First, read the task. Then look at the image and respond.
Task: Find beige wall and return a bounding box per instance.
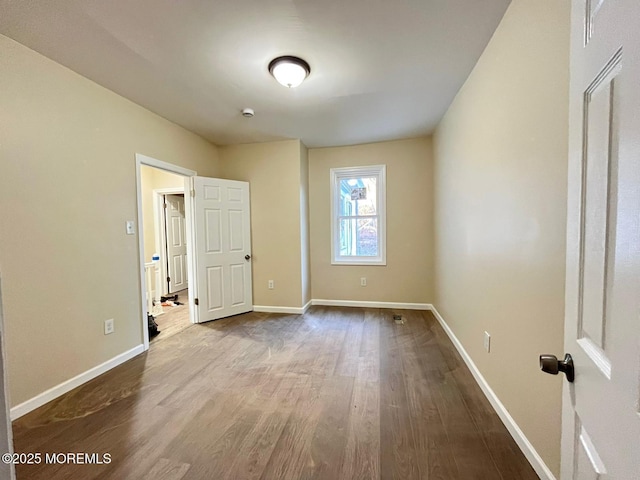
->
[219,140,305,308]
[140,166,185,263]
[309,137,434,303]
[433,0,570,475]
[0,35,220,406]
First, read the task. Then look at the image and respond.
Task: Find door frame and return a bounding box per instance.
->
[0,276,16,480]
[135,153,196,350]
[153,187,186,297]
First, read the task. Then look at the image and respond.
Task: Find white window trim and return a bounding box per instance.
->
[330,165,386,266]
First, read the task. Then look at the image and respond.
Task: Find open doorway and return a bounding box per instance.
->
[135,154,196,349]
[147,186,190,343]
[136,154,254,346]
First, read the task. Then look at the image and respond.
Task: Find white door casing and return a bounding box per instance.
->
[562,1,640,478]
[187,176,253,323]
[0,277,16,480]
[135,154,197,349]
[165,194,188,293]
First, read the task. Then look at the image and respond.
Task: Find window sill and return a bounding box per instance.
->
[331,259,387,266]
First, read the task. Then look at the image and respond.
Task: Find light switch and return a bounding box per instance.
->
[126,221,135,235]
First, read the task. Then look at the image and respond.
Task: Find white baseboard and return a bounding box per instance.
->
[311,299,431,310]
[255,300,430,314]
[253,305,307,314]
[10,344,145,420]
[428,306,556,480]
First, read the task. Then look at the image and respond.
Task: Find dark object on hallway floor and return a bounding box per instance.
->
[147,313,160,337]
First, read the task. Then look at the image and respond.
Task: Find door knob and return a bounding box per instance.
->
[539,353,574,383]
[245,254,251,261]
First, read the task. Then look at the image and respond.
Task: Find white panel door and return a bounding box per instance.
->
[165,194,188,293]
[560,0,640,478]
[188,177,252,322]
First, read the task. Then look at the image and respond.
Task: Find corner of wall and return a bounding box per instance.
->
[217,139,307,309]
[299,142,311,306]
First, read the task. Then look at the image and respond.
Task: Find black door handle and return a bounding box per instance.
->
[245,254,251,261]
[540,353,574,382]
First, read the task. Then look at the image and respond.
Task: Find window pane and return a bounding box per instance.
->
[338,189,353,216]
[339,218,354,256]
[357,217,378,256]
[339,218,378,257]
[339,177,377,216]
[357,177,377,216]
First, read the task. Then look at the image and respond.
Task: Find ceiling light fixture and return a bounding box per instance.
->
[268,56,311,88]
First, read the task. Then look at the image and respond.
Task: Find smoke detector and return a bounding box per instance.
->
[241,108,255,118]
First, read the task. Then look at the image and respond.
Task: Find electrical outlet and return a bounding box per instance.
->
[484,331,491,353]
[360,277,367,287]
[268,280,274,289]
[104,319,115,335]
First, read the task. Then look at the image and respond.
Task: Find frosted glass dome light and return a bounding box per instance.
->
[268,56,311,88]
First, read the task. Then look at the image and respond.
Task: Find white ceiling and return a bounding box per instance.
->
[0,0,510,148]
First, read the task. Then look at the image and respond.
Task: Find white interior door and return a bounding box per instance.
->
[187,176,253,323]
[560,0,640,478]
[165,194,188,293]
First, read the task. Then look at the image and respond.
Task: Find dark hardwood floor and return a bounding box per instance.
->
[12,307,538,479]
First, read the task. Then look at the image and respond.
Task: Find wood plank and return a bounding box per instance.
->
[306,375,355,479]
[142,458,191,480]
[400,310,460,480]
[258,374,327,480]
[259,320,347,480]
[340,367,380,479]
[379,310,420,480]
[333,309,365,377]
[221,374,308,480]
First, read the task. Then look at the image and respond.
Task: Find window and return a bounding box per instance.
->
[330,165,386,265]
